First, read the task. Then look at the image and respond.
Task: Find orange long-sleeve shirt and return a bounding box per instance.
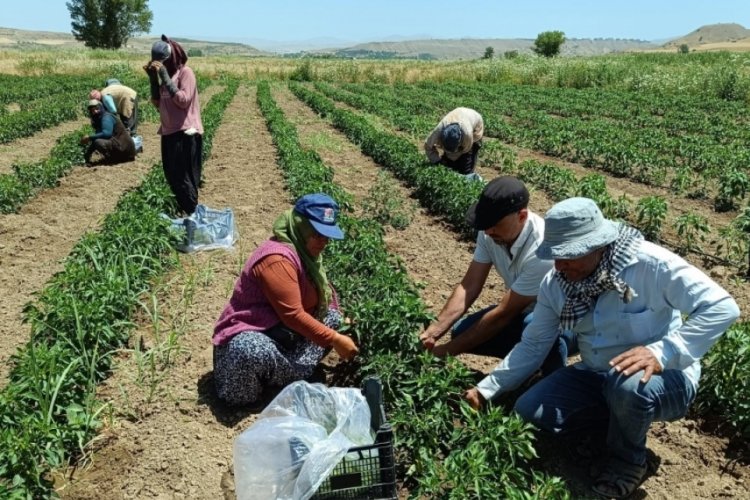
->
[252,254,337,346]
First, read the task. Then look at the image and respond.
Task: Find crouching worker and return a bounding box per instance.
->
[464,197,740,499]
[80,99,136,166]
[424,107,484,181]
[212,194,359,406]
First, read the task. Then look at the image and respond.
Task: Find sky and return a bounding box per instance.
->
[3,0,750,50]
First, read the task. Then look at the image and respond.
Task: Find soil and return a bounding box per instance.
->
[5,82,740,499]
[0,117,90,175]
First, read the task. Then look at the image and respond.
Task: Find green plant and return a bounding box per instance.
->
[635,196,668,241]
[290,60,315,82]
[696,324,750,438]
[361,171,416,230]
[675,211,710,255]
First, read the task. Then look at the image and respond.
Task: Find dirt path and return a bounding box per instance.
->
[0,86,224,385]
[0,123,158,383]
[53,84,749,499]
[57,83,290,499]
[0,117,90,175]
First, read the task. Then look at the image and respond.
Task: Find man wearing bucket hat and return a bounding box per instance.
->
[424,107,484,180]
[213,193,358,407]
[420,176,569,375]
[464,197,739,498]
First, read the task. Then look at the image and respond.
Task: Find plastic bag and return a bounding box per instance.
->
[233,381,374,500]
[162,203,238,253]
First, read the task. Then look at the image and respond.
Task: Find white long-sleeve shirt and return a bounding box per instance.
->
[477,240,741,400]
[424,107,484,163]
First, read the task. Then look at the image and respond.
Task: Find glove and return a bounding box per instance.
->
[157,65,178,97]
[147,69,160,100]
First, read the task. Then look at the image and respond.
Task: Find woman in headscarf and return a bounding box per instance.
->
[80,99,136,166]
[144,34,203,215]
[212,193,359,406]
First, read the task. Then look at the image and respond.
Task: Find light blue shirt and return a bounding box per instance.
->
[477,240,740,400]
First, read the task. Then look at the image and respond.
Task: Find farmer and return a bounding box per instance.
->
[90,78,139,135]
[212,193,359,407]
[464,197,740,499]
[424,107,484,181]
[144,35,203,216]
[420,176,569,374]
[80,99,136,166]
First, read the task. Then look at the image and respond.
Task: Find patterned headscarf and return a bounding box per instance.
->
[556,224,643,330]
[272,209,331,318]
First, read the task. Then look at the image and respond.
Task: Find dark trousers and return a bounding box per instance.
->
[451,305,570,376]
[161,131,203,214]
[85,138,135,164]
[441,140,482,175]
[122,99,138,135]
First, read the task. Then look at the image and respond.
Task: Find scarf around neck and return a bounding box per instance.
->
[556,224,643,330]
[272,209,331,317]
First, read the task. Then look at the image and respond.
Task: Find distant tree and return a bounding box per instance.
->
[504,50,519,59]
[532,30,566,57]
[188,48,204,57]
[483,46,494,59]
[678,43,690,54]
[67,0,153,49]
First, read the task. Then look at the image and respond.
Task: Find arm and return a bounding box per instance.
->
[475,277,562,401]
[440,289,535,356]
[424,125,444,164]
[102,94,117,114]
[471,111,484,142]
[255,256,358,359]
[89,114,115,140]
[420,260,492,349]
[613,251,740,381]
[164,66,197,110]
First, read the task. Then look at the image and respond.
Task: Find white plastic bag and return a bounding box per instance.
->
[233,381,374,500]
[162,203,238,253]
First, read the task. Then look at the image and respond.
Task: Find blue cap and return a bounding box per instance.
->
[441,123,463,153]
[293,193,344,240]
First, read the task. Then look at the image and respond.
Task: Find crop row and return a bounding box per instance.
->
[337,81,750,212]
[311,81,750,272]
[259,81,569,497]
[290,82,750,442]
[0,79,238,498]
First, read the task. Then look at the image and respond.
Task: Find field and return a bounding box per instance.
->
[0,50,749,499]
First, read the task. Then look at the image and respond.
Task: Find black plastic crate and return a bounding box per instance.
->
[311,377,397,500]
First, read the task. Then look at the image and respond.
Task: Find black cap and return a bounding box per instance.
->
[465,176,529,230]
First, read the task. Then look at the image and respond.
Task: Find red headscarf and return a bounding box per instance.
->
[160,34,188,76]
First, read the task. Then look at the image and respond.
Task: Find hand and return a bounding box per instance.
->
[80,136,90,145]
[609,346,663,383]
[463,388,485,410]
[431,343,450,358]
[419,326,444,350]
[149,60,163,72]
[331,333,358,361]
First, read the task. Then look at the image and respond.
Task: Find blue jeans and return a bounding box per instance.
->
[452,305,570,376]
[514,365,696,465]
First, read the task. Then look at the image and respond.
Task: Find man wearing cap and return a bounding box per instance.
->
[80,99,136,166]
[464,197,739,498]
[90,78,138,135]
[424,107,484,180]
[420,176,568,374]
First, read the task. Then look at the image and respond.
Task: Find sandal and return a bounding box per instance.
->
[591,456,648,499]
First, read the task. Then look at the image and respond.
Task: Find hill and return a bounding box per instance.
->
[663,23,750,51]
[0,27,268,57]
[308,37,655,60]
